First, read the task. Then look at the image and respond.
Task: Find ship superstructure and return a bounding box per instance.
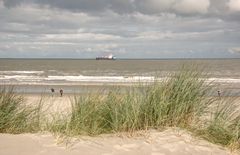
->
[96,54,116,60]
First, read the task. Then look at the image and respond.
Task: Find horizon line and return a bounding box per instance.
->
[0,57,240,60]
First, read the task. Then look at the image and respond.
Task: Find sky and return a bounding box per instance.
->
[0,0,240,59]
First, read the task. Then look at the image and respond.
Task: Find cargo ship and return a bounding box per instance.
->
[96,54,116,60]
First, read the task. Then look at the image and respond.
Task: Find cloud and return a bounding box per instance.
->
[209,0,228,14]
[41,33,122,41]
[0,0,215,15]
[137,0,174,13]
[134,0,211,14]
[134,29,225,41]
[0,0,240,58]
[228,0,240,11]
[138,0,211,14]
[135,31,175,40]
[173,0,210,14]
[229,47,240,54]
[2,0,23,8]
[1,0,239,23]
[83,43,120,53]
[2,0,133,13]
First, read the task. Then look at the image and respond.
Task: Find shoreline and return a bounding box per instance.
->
[2,83,239,97]
[1,77,240,85]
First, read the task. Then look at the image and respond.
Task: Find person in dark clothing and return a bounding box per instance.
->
[60,89,63,97]
[217,90,221,97]
[51,88,55,97]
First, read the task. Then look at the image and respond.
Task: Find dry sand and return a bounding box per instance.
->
[0,94,239,155]
[0,129,239,155]
[23,94,73,115]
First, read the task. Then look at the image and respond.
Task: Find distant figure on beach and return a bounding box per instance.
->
[217,90,221,97]
[60,89,63,97]
[51,88,55,97]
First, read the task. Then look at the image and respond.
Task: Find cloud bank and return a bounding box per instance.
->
[228,0,240,12]
[0,0,240,58]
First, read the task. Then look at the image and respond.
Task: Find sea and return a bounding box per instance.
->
[0,58,240,96]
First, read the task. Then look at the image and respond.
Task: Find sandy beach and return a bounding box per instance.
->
[23,94,74,116]
[0,129,239,155]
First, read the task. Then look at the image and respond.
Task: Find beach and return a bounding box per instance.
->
[1,59,240,154]
[2,0,240,153]
[23,94,73,116]
[0,128,238,155]
[1,94,238,155]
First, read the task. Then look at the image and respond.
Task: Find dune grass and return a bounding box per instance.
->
[196,96,240,149]
[0,87,42,133]
[141,67,210,128]
[65,66,210,135]
[63,66,240,149]
[0,66,239,150]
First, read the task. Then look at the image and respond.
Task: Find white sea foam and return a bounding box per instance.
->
[47,75,155,83]
[1,75,44,82]
[0,71,44,74]
[1,75,240,84]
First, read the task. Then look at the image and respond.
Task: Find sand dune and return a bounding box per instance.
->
[1,94,238,155]
[0,129,238,155]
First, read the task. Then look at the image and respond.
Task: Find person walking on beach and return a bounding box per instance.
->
[60,89,63,97]
[217,90,221,97]
[51,88,55,97]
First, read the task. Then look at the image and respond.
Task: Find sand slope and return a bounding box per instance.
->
[0,129,238,155]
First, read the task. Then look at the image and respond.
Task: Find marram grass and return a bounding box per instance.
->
[66,66,211,135]
[0,67,239,150]
[195,96,240,149]
[0,87,42,133]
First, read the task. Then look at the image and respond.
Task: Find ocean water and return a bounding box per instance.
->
[0,59,240,95]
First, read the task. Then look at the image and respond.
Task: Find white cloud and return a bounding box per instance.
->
[130,12,177,24]
[173,0,210,14]
[135,31,174,40]
[134,29,224,41]
[41,33,122,41]
[139,0,210,14]
[0,1,4,9]
[12,42,77,45]
[229,47,240,54]
[83,44,119,53]
[228,0,240,11]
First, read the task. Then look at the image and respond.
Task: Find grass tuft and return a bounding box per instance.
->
[0,87,42,133]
